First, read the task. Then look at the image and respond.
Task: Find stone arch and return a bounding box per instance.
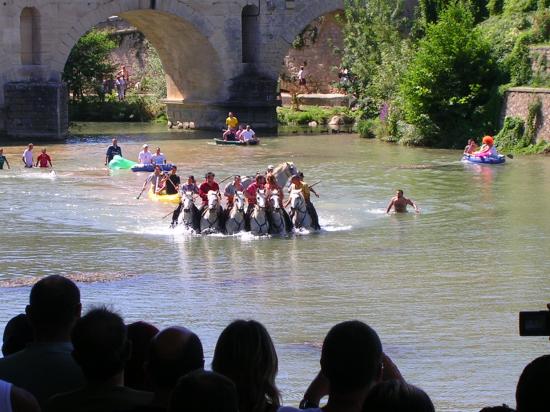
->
[20,7,41,65]
[55,1,223,101]
[242,5,260,64]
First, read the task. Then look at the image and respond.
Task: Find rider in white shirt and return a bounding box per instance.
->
[138,144,153,165]
[151,147,166,165]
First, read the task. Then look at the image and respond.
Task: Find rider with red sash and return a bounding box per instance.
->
[199,172,220,207]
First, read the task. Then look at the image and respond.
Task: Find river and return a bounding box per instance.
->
[0,123,549,411]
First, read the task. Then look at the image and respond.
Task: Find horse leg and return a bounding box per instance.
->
[306,202,320,230]
[171,203,183,227]
[283,209,293,232]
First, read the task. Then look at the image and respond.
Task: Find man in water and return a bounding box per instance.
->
[105,138,122,166]
[386,190,419,213]
[36,148,53,168]
[0,148,10,170]
[138,144,153,165]
[22,143,34,168]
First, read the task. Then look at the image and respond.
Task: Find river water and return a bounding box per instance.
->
[0,123,549,411]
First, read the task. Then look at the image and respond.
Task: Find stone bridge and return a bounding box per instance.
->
[0,0,347,138]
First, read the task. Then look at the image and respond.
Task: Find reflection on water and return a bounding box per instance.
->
[1,125,549,411]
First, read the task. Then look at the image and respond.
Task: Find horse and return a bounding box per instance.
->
[268,189,292,235]
[225,191,246,235]
[250,189,270,236]
[179,191,201,232]
[200,191,225,234]
[241,162,300,190]
[289,189,314,230]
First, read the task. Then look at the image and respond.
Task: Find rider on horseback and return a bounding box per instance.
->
[224,175,245,209]
[171,175,199,227]
[266,174,292,230]
[288,174,320,230]
[244,174,267,231]
[199,172,220,209]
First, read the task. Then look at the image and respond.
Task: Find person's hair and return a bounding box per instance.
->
[321,320,383,394]
[256,175,266,184]
[169,370,238,412]
[397,189,404,195]
[2,314,33,356]
[267,175,276,185]
[154,165,161,171]
[148,327,205,389]
[362,380,434,412]
[212,320,280,412]
[71,307,129,381]
[516,354,550,412]
[26,275,80,336]
[124,321,159,390]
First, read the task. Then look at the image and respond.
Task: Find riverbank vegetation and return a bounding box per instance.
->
[345,0,550,153]
[277,106,355,126]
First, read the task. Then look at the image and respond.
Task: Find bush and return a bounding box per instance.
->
[277,106,356,126]
[357,119,377,138]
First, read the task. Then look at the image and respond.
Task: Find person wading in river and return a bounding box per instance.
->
[386,190,419,214]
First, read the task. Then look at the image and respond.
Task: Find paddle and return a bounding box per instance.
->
[136,176,150,199]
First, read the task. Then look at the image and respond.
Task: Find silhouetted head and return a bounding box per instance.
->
[362,380,434,412]
[71,307,129,382]
[2,314,33,356]
[169,370,238,412]
[321,320,383,394]
[479,406,516,412]
[516,354,550,412]
[125,321,159,390]
[147,326,204,390]
[212,319,280,412]
[25,275,81,339]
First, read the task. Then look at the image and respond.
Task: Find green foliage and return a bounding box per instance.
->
[277,106,355,126]
[63,30,117,101]
[525,98,542,143]
[487,0,504,15]
[139,43,167,99]
[357,118,377,138]
[400,1,498,147]
[495,115,550,153]
[503,0,543,14]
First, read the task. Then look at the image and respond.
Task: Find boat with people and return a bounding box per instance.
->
[147,187,181,204]
[462,154,506,164]
[462,135,505,164]
[213,138,259,146]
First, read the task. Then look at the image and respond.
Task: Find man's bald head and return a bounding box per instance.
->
[148,326,204,389]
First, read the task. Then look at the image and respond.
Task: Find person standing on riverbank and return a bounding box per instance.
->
[0,148,10,170]
[105,138,122,166]
[36,148,53,168]
[22,144,34,168]
[386,190,419,213]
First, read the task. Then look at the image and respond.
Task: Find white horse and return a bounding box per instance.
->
[242,162,299,189]
[250,189,270,236]
[269,189,291,235]
[289,189,313,230]
[225,191,246,235]
[200,191,225,234]
[179,191,201,232]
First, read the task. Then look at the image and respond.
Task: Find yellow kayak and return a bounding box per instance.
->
[148,188,181,204]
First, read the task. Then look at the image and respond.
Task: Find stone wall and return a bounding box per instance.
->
[501,87,550,142]
[531,46,550,77]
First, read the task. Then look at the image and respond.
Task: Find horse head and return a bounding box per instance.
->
[270,189,281,210]
[234,191,245,211]
[207,190,220,210]
[183,191,195,211]
[256,189,267,209]
[290,189,305,211]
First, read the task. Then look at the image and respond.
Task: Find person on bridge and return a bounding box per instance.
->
[199,172,220,207]
[223,112,239,141]
[138,144,153,165]
[386,190,419,214]
[105,138,122,166]
[0,148,10,170]
[36,148,53,168]
[22,144,34,168]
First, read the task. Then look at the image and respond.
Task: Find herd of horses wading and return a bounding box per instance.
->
[170,162,319,236]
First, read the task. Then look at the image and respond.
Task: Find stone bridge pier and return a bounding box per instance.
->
[0,0,345,139]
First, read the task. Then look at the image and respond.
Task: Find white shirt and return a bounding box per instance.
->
[151,153,166,164]
[241,130,255,141]
[23,149,33,167]
[138,150,153,165]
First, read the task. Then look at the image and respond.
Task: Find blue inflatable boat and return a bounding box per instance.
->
[131,163,174,172]
[462,154,505,164]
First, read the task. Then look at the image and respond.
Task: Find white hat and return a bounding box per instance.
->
[143,144,148,148]
[267,164,274,170]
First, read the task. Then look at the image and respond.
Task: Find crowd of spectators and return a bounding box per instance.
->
[0,275,547,412]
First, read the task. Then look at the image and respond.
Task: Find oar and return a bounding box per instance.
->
[309,180,321,188]
[136,176,150,199]
[218,175,232,185]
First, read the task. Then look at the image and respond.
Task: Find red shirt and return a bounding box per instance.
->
[37,153,51,167]
[199,181,219,203]
[246,182,265,205]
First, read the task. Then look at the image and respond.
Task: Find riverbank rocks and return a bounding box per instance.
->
[329,115,344,125]
[167,121,173,129]
[308,121,318,127]
[176,121,184,129]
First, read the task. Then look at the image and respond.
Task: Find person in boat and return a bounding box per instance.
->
[244,174,267,230]
[199,171,220,208]
[161,165,180,195]
[180,175,199,195]
[138,144,153,165]
[386,189,419,214]
[151,147,167,165]
[473,135,498,158]
[240,125,257,143]
[464,139,479,154]
[235,125,245,141]
[0,148,10,170]
[105,138,122,166]
[288,173,321,230]
[141,165,164,195]
[223,112,239,141]
[224,175,245,209]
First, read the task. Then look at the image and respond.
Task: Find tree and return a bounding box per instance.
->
[63,30,116,101]
[400,1,498,146]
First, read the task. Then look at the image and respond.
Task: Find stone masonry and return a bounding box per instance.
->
[501,87,550,142]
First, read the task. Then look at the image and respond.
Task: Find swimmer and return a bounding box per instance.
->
[386,190,419,214]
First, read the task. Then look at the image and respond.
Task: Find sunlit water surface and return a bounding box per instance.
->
[1,123,549,411]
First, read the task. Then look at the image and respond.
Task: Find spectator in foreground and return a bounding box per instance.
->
[0,275,85,405]
[46,307,153,412]
[515,354,550,412]
[125,321,159,390]
[139,326,204,411]
[362,380,435,412]
[213,319,280,412]
[0,379,41,412]
[2,314,33,357]
[279,320,384,412]
[169,370,238,412]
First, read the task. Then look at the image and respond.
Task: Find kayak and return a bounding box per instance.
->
[131,163,174,172]
[109,155,137,170]
[462,154,505,164]
[148,188,181,204]
[213,138,259,146]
